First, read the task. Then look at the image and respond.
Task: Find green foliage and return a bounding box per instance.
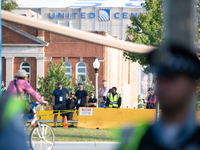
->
[196,1,200,106]
[2,0,18,11]
[37,61,73,106]
[73,75,95,97]
[124,0,164,73]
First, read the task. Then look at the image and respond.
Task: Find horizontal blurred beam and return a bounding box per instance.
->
[1,10,155,54]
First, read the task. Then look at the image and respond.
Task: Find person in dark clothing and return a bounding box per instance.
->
[106,87,121,108]
[52,82,70,126]
[144,88,157,109]
[66,92,76,120]
[87,92,97,107]
[75,82,88,110]
[119,44,200,150]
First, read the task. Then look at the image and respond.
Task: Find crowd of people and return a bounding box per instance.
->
[0,70,123,127]
[1,72,157,126]
[51,79,122,125]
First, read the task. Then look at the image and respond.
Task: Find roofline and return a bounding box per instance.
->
[2,21,49,46]
[2,44,46,47]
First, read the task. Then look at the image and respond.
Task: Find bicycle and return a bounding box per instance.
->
[25,102,55,150]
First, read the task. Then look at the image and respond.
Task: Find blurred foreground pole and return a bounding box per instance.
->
[155,0,195,122]
[165,0,195,51]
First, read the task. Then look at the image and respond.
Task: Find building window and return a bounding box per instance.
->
[20,61,31,100]
[64,62,72,78]
[20,62,31,83]
[76,62,87,81]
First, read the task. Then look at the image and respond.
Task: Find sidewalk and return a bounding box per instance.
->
[53,142,119,150]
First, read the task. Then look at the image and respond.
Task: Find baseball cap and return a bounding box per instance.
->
[56,81,62,85]
[78,82,83,85]
[148,44,200,79]
[147,88,153,92]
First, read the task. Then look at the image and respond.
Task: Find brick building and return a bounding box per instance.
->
[2,20,139,108]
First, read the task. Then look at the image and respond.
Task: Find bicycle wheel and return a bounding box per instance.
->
[29,123,55,150]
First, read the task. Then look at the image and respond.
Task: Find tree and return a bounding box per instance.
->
[37,61,73,106]
[138,95,146,109]
[2,0,18,11]
[124,0,164,73]
[195,0,200,109]
[73,75,94,98]
[197,84,200,110]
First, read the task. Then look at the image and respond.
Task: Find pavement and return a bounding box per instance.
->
[53,142,119,150]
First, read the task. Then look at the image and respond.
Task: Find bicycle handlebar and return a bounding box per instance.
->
[29,102,40,106]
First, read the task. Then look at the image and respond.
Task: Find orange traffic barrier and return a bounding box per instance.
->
[31,117,35,127]
[63,116,68,129]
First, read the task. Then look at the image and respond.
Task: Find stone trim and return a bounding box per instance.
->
[2,44,46,47]
[36,57,45,60]
[37,36,44,41]
[44,57,52,61]
[97,57,104,62]
[2,47,44,58]
[5,56,14,59]
[80,57,83,62]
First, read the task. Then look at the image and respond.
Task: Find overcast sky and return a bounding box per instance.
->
[14,0,145,8]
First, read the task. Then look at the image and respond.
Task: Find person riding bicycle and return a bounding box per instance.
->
[6,70,48,119]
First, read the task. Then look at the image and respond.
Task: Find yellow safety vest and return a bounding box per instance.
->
[1,87,6,93]
[108,93,119,108]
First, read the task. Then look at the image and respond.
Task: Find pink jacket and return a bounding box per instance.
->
[98,87,109,102]
[147,95,157,108]
[6,79,44,103]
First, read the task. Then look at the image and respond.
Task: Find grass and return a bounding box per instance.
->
[53,127,119,142]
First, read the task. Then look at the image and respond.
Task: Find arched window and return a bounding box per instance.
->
[20,62,31,101]
[76,62,87,81]
[20,62,31,83]
[64,62,72,78]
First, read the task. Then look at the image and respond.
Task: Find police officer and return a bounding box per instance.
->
[118,44,200,150]
[106,87,121,109]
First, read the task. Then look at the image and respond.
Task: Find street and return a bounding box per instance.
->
[53,142,119,150]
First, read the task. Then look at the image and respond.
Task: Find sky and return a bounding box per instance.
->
[14,0,145,8]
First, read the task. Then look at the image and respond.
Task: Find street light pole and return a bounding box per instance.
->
[93,58,100,108]
[95,68,98,108]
